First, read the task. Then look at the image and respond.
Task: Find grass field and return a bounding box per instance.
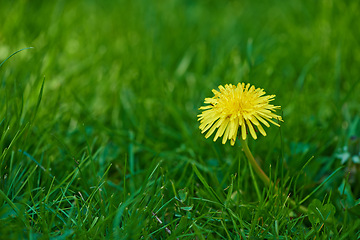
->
[1,0,360,239]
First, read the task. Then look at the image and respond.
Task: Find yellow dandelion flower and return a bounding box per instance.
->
[198,83,282,145]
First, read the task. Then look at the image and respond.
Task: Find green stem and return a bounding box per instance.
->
[240,138,270,186]
[239,138,308,214]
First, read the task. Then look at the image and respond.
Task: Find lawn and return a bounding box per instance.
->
[1,0,360,239]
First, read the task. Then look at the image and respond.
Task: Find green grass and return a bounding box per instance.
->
[1,0,360,239]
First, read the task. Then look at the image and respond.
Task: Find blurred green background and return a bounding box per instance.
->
[1,0,360,238]
[2,0,359,158]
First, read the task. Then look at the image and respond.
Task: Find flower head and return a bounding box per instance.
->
[198,83,282,145]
